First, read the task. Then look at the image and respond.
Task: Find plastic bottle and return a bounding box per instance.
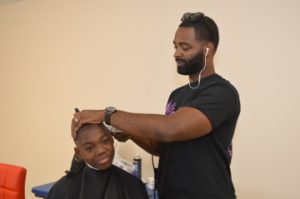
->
[146,177,157,199]
[132,154,142,179]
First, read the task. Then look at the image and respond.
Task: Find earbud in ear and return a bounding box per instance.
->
[205,47,209,56]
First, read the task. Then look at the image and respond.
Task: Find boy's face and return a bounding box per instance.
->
[75,125,114,170]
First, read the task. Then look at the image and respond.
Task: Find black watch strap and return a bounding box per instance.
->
[104,106,117,125]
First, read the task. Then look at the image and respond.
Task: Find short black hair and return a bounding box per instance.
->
[74,123,109,144]
[179,12,219,50]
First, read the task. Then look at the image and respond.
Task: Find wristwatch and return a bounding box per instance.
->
[104,106,117,125]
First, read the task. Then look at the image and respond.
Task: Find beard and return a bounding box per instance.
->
[176,51,205,75]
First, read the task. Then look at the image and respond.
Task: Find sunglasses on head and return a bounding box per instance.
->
[181,12,214,39]
[181,12,205,22]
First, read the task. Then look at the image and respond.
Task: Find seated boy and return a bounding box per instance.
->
[47,123,149,199]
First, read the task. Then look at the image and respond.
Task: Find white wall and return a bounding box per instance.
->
[0,0,299,198]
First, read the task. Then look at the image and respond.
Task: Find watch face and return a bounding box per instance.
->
[106,106,116,113]
[105,106,117,125]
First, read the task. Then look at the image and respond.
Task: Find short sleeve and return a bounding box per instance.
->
[185,83,240,129]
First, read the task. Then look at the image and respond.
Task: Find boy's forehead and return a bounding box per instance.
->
[77,125,109,143]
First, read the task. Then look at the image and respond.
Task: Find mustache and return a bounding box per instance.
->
[175,58,187,64]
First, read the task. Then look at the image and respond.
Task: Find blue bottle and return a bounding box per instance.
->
[132,154,142,179]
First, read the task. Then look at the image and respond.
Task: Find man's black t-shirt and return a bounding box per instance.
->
[157,74,240,199]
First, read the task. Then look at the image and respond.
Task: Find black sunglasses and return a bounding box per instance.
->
[181,12,205,22]
[181,12,214,39]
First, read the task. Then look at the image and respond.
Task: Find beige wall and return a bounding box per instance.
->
[0,0,299,198]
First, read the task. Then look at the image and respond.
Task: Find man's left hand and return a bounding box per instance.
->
[71,110,104,138]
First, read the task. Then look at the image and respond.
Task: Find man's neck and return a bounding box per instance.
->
[189,64,215,83]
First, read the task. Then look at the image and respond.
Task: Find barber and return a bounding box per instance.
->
[72,12,240,199]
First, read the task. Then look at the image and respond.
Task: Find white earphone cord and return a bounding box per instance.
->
[189,49,208,89]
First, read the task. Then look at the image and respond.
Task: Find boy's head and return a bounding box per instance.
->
[74,123,114,170]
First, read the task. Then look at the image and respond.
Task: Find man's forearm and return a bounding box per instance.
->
[110,110,175,142]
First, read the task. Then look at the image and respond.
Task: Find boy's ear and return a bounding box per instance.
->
[74,147,82,160]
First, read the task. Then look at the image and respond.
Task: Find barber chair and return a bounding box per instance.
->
[0,163,27,199]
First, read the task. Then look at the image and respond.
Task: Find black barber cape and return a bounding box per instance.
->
[47,164,149,199]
